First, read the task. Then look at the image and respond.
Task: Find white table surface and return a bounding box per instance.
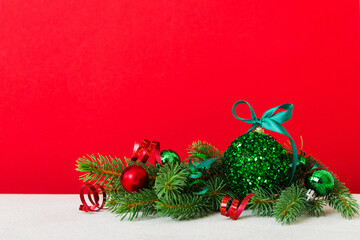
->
[0,194,359,240]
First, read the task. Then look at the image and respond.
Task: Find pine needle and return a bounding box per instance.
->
[154,162,189,200]
[306,198,326,217]
[107,189,158,221]
[273,184,307,225]
[76,155,158,190]
[205,177,236,211]
[156,194,212,220]
[325,178,359,219]
[248,188,279,217]
[186,141,222,162]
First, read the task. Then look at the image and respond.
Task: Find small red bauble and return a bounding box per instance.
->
[120,165,149,193]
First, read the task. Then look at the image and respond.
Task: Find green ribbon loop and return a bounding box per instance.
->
[232,100,300,184]
[188,157,222,195]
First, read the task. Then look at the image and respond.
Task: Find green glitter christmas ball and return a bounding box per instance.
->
[305,170,334,196]
[160,149,180,164]
[223,132,290,198]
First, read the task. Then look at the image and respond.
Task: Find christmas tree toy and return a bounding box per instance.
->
[75,100,359,224]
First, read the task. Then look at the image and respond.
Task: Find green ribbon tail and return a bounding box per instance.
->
[196,157,221,169]
[288,137,299,184]
[188,157,222,195]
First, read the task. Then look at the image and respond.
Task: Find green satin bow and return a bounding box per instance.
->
[232,100,299,183]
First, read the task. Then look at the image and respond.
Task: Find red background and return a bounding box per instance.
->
[1,1,360,193]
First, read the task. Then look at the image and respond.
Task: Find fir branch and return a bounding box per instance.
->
[286,148,359,219]
[205,177,236,211]
[154,162,189,200]
[306,198,326,217]
[76,154,125,189]
[287,149,359,219]
[107,189,158,221]
[105,190,127,208]
[325,177,359,219]
[186,141,222,162]
[207,159,225,178]
[286,146,329,184]
[273,184,307,225]
[186,140,224,179]
[248,188,279,217]
[156,194,212,220]
[76,155,158,190]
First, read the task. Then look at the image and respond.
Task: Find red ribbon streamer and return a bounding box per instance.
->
[79,139,160,212]
[79,184,107,212]
[131,139,161,165]
[220,193,255,220]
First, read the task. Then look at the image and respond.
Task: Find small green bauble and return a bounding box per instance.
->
[306,170,334,196]
[223,132,290,198]
[160,149,180,165]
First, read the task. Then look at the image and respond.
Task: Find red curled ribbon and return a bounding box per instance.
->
[131,139,161,165]
[220,193,254,220]
[79,139,160,212]
[79,184,107,212]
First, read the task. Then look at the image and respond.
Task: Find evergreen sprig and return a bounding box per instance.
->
[76,154,125,189]
[186,141,222,162]
[273,184,307,225]
[154,162,189,200]
[325,177,359,219]
[76,155,158,189]
[205,177,236,211]
[248,188,279,217]
[156,194,212,220]
[286,146,328,184]
[107,189,158,221]
[306,198,326,217]
[75,140,358,224]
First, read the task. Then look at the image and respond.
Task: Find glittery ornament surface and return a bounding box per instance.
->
[160,149,180,164]
[306,170,334,196]
[223,132,290,198]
